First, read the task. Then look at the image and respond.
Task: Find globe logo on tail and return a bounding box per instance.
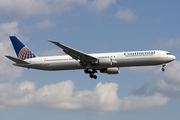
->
[18,46,36,60]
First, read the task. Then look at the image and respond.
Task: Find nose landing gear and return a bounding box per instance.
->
[84,69,97,79]
[161,64,166,71]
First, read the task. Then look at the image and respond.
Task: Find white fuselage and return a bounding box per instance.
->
[14,50,176,71]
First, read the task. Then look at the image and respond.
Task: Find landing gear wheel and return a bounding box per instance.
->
[93,75,97,79]
[161,64,166,72]
[90,74,94,78]
[84,69,89,74]
[89,74,97,79]
[86,69,98,79]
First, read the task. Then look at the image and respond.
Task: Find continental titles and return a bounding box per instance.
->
[124,51,155,57]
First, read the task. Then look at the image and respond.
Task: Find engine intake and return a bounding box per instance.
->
[100,67,119,74]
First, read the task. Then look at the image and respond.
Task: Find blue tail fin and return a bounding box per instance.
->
[9,36,36,60]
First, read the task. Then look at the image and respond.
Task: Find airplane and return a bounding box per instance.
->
[6,36,176,79]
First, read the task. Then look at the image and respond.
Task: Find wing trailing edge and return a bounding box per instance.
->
[48,40,97,62]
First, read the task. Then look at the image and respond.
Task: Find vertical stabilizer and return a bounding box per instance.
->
[9,36,36,60]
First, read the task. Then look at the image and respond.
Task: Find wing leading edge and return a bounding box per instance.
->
[48,40,97,62]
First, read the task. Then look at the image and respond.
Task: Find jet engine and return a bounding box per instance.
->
[100,67,119,74]
[97,58,112,67]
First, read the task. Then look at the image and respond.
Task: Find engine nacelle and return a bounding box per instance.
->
[97,58,112,67]
[100,67,119,74]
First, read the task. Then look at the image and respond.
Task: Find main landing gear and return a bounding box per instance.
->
[84,69,97,79]
[161,64,166,71]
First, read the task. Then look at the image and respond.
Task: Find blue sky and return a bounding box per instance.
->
[0,0,180,120]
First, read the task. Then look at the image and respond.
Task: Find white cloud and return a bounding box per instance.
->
[155,61,180,83]
[0,0,50,19]
[119,93,168,111]
[89,0,116,12]
[0,81,35,108]
[155,79,180,96]
[0,0,88,19]
[0,80,168,113]
[156,38,180,49]
[152,60,180,98]
[116,7,137,22]
[130,60,180,98]
[0,21,23,80]
[0,0,118,19]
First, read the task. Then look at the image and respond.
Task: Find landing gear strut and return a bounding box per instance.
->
[161,64,166,71]
[84,69,97,79]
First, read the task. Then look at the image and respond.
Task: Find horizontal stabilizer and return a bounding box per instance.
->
[5,55,29,64]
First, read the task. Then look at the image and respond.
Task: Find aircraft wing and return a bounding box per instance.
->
[5,55,30,64]
[48,40,97,62]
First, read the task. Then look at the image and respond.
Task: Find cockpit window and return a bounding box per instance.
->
[166,53,171,55]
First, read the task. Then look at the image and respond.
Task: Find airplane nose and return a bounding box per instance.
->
[172,55,176,60]
[169,55,176,61]
[166,54,176,62]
